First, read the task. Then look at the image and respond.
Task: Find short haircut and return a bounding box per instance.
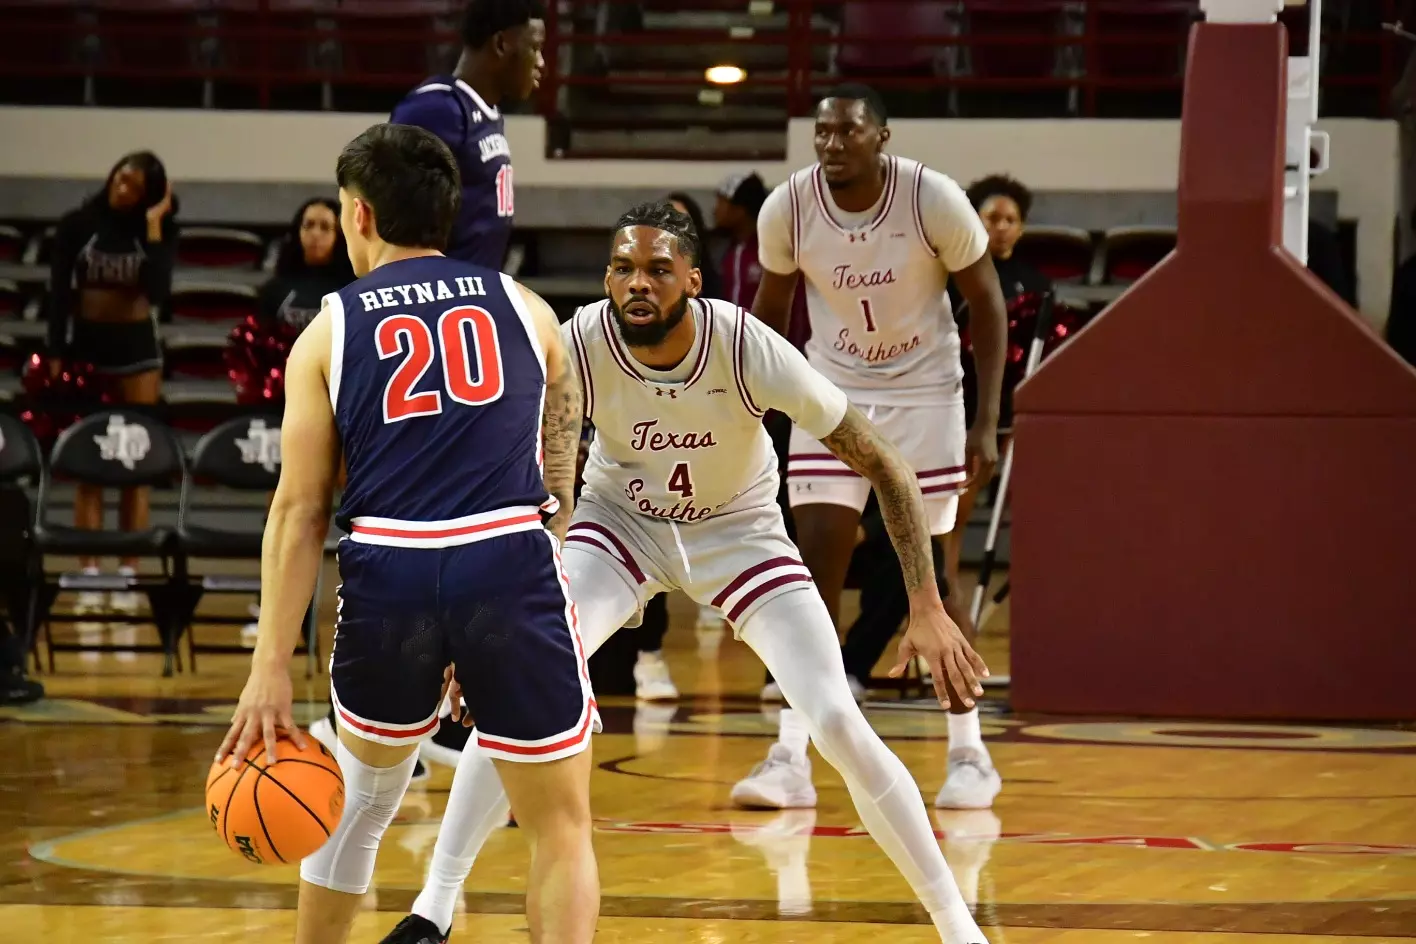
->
[462,0,547,48]
[336,124,462,250]
[612,201,700,264]
[821,83,888,126]
[965,174,1034,220]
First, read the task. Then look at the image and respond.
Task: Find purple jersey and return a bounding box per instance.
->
[390,77,514,270]
[328,256,549,533]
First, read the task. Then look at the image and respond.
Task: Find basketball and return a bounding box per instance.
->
[205,735,344,865]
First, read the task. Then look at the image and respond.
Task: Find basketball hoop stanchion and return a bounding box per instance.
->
[972,291,1055,691]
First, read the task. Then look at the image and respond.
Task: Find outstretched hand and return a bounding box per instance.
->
[215,660,307,767]
[888,602,989,709]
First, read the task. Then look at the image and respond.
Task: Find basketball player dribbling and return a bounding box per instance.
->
[216,124,598,944]
[307,0,547,779]
[386,202,992,944]
[734,83,1010,812]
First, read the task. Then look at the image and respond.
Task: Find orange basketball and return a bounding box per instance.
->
[205,734,345,865]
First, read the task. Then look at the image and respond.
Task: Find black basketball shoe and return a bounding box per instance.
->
[379,914,447,944]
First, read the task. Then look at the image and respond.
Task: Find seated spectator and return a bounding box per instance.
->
[240,197,353,645]
[45,151,176,611]
[258,197,355,333]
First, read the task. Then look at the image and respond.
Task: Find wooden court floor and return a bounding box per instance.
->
[2,571,1415,943]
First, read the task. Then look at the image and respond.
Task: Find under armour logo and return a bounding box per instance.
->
[235,418,281,473]
[654,388,678,399]
[94,416,151,470]
[849,233,868,243]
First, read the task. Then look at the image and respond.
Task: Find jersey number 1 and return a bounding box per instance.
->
[377,306,505,423]
[496,164,514,218]
[858,297,878,333]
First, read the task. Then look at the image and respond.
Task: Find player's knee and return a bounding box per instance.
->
[298,748,418,894]
[804,699,869,761]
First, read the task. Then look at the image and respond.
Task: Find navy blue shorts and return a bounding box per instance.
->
[330,528,598,763]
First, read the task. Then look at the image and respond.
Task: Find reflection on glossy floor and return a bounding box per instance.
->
[3,578,1415,943]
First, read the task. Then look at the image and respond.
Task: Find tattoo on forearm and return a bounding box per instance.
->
[821,405,936,596]
[541,366,584,536]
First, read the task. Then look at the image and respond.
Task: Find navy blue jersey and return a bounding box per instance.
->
[390,77,513,270]
[329,256,548,529]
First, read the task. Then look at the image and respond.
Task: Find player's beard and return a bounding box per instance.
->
[611,294,690,349]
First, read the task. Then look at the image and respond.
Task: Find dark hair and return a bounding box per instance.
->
[821,83,888,126]
[966,174,1034,221]
[462,0,546,48]
[83,151,177,239]
[336,124,462,251]
[613,202,700,264]
[275,196,355,280]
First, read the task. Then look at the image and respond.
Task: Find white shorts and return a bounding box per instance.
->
[786,400,967,535]
[564,494,814,635]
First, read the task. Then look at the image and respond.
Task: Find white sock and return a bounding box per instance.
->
[412,743,511,935]
[947,708,985,754]
[742,591,985,943]
[778,708,810,757]
[117,565,136,577]
[81,566,99,577]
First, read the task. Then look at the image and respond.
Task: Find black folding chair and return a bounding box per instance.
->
[175,415,320,676]
[0,415,45,667]
[33,410,186,675]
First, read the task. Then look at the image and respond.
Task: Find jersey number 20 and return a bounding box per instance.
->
[376,306,505,423]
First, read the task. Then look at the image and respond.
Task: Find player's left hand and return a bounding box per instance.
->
[964,418,999,491]
[216,659,306,768]
[889,603,988,710]
[442,664,473,728]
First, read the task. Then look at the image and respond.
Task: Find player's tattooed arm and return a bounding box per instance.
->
[518,283,583,541]
[541,356,583,540]
[820,404,939,602]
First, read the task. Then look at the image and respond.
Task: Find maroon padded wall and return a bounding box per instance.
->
[1009,23,1416,720]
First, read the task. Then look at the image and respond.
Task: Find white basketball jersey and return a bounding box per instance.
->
[787,156,962,406]
[568,298,781,523]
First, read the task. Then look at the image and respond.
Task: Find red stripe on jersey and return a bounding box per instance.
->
[351,511,541,540]
[728,573,815,623]
[711,555,804,609]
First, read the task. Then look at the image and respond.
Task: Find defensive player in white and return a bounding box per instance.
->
[385,202,992,944]
[734,84,1010,813]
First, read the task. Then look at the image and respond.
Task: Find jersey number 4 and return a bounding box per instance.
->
[376,306,505,423]
[667,462,695,498]
[496,165,514,218]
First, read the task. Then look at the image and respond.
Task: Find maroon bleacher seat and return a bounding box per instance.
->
[963,0,1073,79]
[176,227,266,269]
[1099,226,1177,284]
[0,1,86,75]
[1014,226,1095,284]
[211,0,336,108]
[336,1,447,82]
[837,2,949,77]
[1090,1,1196,80]
[168,282,259,324]
[93,0,205,96]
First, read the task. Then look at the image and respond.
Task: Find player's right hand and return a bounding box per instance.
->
[889,604,988,710]
[216,661,305,768]
[442,664,474,728]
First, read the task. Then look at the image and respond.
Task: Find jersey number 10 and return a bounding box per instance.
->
[376,306,506,423]
[496,165,514,218]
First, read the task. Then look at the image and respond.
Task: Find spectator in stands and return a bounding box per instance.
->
[666,191,722,298]
[46,150,176,606]
[239,197,354,646]
[258,197,355,332]
[950,174,1051,608]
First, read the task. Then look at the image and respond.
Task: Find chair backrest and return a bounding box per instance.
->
[49,409,185,488]
[0,414,44,484]
[190,415,282,491]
